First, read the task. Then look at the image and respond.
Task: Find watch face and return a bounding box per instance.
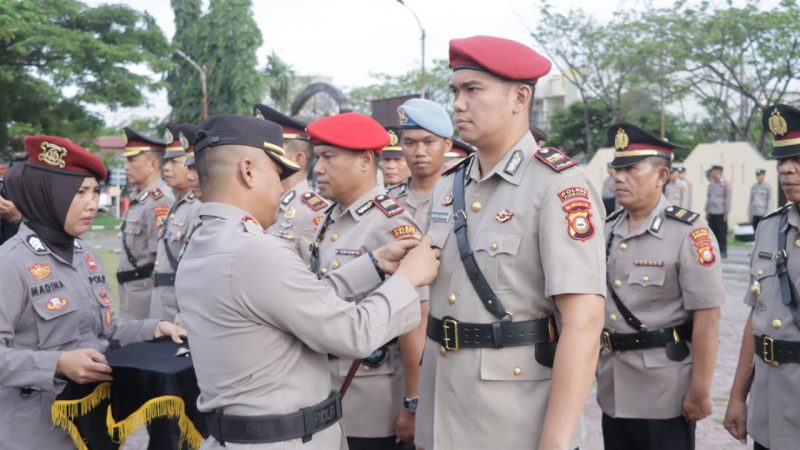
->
[404,397,419,412]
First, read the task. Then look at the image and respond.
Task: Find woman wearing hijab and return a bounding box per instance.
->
[0,135,185,449]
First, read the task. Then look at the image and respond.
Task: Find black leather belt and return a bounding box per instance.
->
[154,272,176,287]
[427,315,556,351]
[755,335,800,365]
[115,263,155,284]
[204,391,342,445]
[601,322,692,353]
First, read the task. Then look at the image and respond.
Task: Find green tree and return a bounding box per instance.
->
[0,0,168,157]
[264,51,295,112]
[166,0,203,123]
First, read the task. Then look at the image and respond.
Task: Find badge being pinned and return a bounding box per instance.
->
[46,297,68,311]
[28,263,52,280]
[690,227,716,266]
[495,209,513,223]
[442,195,453,207]
[562,200,595,241]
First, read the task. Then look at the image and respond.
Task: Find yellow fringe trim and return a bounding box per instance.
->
[51,382,112,450]
[106,395,203,450]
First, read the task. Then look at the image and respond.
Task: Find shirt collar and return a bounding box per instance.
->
[198,202,261,227]
[613,195,670,240]
[337,185,385,222]
[468,131,533,187]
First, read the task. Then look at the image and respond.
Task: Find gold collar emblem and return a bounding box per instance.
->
[768,108,788,137]
[39,142,67,168]
[614,128,629,150]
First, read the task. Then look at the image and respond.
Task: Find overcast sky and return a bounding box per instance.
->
[81,0,762,125]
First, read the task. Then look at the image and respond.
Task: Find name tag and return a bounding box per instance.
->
[431,211,451,223]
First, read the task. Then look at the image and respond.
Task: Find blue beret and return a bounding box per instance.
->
[397,98,453,138]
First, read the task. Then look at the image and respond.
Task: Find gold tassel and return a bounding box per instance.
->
[51,382,112,450]
[106,395,203,449]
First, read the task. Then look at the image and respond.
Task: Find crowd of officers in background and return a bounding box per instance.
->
[1,34,800,450]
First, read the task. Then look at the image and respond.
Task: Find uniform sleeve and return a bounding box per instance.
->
[679,224,726,310]
[379,213,430,301]
[233,239,421,359]
[0,259,61,392]
[724,183,732,214]
[748,186,755,215]
[540,170,606,298]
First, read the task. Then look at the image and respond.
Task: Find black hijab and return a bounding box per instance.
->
[4,163,86,262]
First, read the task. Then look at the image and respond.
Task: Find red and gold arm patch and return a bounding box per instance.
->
[557,186,589,202]
[390,224,419,240]
[690,227,716,266]
[562,199,595,241]
[153,205,169,230]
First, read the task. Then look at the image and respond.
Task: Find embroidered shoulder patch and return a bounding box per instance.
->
[374,195,404,217]
[664,206,699,225]
[153,205,169,230]
[151,188,164,200]
[562,200,595,241]
[690,227,716,266]
[356,200,375,216]
[25,235,49,254]
[301,192,329,212]
[390,224,418,240]
[534,147,577,172]
[28,263,52,280]
[281,190,297,206]
[557,186,589,202]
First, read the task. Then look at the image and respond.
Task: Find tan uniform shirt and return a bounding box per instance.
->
[0,223,158,449]
[176,202,420,450]
[149,191,201,321]
[118,179,174,319]
[748,181,772,217]
[417,132,606,450]
[266,179,329,262]
[664,180,688,208]
[744,203,800,449]
[705,179,732,215]
[596,196,725,419]
[387,179,434,232]
[312,185,424,438]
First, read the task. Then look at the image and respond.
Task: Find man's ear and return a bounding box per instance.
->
[513,83,533,115]
[238,158,256,188]
[293,151,307,169]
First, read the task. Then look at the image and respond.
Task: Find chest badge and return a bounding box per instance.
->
[28,263,52,280]
[284,206,296,219]
[495,209,514,223]
[442,195,453,207]
[46,297,68,311]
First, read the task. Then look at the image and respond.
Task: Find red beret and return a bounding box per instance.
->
[449,35,552,83]
[307,113,390,153]
[24,135,108,181]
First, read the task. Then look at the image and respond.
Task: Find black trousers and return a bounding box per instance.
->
[707,213,728,257]
[602,414,695,450]
[754,442,769,450]
[347,436,414,450]
[752,215,764,231]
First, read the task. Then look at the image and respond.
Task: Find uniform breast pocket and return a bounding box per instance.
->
[31,295,81,350]
[474,231,522,292]
[166,221,187,242]
[480,346,551,381]
[124,220,145,241]
[427,214,452,250]
[626,266,667,305]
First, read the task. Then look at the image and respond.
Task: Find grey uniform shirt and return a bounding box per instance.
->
[743,204,800,449]
[680,178,693,209]
[118,179,174,319]
[748,181,772,217]
[417,131,606,450]
[705,178,732,215]
[149,191,201,321]
[0,223,158,450]
[597,196,725,419]
[664,180,688,208]
[387,178,434,232]
[312,185,425,438]
[175,202,420,450]
[266,179,329,262]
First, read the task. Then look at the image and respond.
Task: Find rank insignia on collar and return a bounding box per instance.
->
[504,149,524,176]
[650,216,663,233]
[46,297,68,311]
[442,195,453,207]
[374,194,404,217]
[28,263,52,280]
[151,188,164,200]
[495,209,513,223]
[284,206,296,219]
[534,147,577,172]
[356,199,375,216]
[73,240,83,250]
[281,190,297,206]
[25,235,48,254]
[562,200,595,241]
[138,191,149,202]
[242,215,259,226]
[86,253,97,271]
[301,192,329,212]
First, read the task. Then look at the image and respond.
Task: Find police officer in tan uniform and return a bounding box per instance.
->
[417,36,606,450]
[118,127,174,319]
[598,123,724,450]
[175,114,439,450]
[677,167,693,209]
[748,168,772,230]
[387,98,454,232]
[149,123,201,321]
[0,135,184,450]
[380,131,411,190]
[705,164,732,258]
[255,104,329,261]
[724,104,800,450]
[306,112,427,450]
[664,166,688,207]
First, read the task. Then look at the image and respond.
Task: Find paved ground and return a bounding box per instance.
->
[89,226,755,449]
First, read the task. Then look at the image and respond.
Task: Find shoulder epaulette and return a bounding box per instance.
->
[150,188,164,200]
[534,147,577,172]
[664,205,700,225]
[764,202,792,220]
[442,154,475,176]
[300,192,329,212]
[386,182,408,197]
[605,208,624,223]
[355,199,374,216]
[373,194,404,217]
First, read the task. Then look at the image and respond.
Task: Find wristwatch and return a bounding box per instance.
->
[403,396,419,414]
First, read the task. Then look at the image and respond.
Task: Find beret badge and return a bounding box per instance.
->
[39,141,68,169]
